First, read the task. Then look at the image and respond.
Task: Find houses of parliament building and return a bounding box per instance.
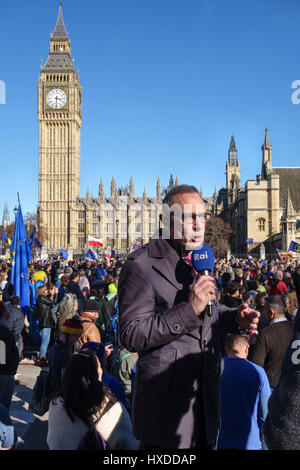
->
[38,3,300,255]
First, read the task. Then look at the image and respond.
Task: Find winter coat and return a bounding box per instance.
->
[264,309,300,449]
[118,236,241,449]
[6,304,24,343]
[66,281,84,312]
[78,312,101,348]
[293,272,300,301]
[0,322,19,375]
[35,295,56,330]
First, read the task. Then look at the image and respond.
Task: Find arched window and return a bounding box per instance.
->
[258,218,265,232]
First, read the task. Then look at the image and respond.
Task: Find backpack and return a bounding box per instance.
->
[28,369,53,416]
[111,352,134,379]
[77,399,114,450]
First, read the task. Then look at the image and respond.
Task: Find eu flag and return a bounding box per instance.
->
[1,232,9,243]
[28,228,36,249]
[35,238,42,249]
[60,249,69,259]
[289,240,300,254]
[10,202,32,309]
[85,249,97,260]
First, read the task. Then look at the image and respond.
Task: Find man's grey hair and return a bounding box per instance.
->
[162,184,201,206]
[265,295,286,316]
[274,270,283,280]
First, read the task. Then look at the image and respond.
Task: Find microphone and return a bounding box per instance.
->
[191,245,215,316]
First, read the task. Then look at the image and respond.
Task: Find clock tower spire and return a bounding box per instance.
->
[38,2,82,250]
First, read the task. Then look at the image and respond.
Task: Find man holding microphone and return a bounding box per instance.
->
[118,185,259,450]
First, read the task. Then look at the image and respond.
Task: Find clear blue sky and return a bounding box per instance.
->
[1,0,300,220]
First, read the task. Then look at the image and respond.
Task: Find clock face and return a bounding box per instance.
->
[46,88,67,109]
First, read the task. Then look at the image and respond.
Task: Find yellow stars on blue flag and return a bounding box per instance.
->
[8,201,32,309]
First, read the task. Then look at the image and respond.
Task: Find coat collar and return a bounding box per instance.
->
[148,234,183,258]
[148,237,194,291]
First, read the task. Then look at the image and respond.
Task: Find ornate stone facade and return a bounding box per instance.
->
[214,129,300,255]
[38,6,300,256]
[37,4,180,254]
[38,3,82,251]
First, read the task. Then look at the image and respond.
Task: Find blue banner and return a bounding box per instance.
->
[85,249,97,260]
[10,202,32,308]
[1,232,9,243]
[35,238,42,249]
[60,250,69,259]
[28,228,35,249]
[289,240,300,254]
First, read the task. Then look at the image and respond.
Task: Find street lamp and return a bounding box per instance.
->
[13,205,18,223]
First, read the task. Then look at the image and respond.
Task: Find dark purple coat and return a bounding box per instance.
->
[118,237,239,449]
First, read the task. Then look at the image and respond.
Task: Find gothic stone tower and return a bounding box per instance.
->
[226,135,240,206]
[38,2,82,250]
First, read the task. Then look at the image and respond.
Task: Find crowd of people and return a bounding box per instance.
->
[0,209,300,449]
[213,257,300,449]
[0,255,138,450]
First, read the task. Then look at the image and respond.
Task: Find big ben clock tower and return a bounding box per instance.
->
[38,1,82,250]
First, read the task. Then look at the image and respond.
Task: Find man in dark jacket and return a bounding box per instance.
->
[264,308,300,449]
[293,266,300,303]
[66,272,84,313]
[6,296,24,346]
[221,284,241,309]
[0,302,19,410]
[249,295,294,389]
[118,185,260,450]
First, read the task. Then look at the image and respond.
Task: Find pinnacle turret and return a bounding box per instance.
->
[156,176,161,200]
[52,1,69,39]
[261,128,272,178]
[228,135,238,167]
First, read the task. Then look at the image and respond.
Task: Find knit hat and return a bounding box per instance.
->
[61,318,83,336]
[83,299,100,312]
[80,341,105,362]
[108,283,118,294]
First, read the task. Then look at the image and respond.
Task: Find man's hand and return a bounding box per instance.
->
[189,275,216,315]
[104,344,113,357]
[237,303,260,333]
